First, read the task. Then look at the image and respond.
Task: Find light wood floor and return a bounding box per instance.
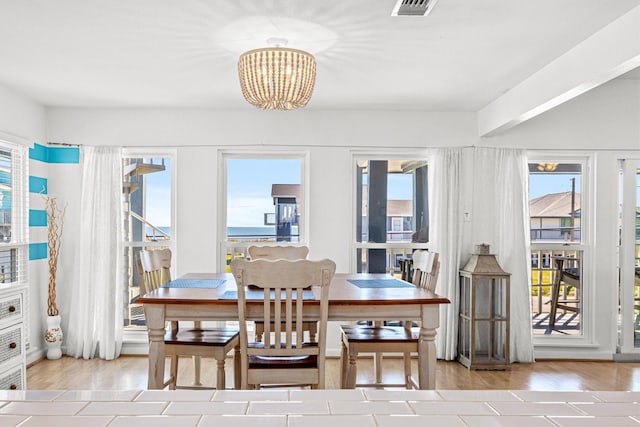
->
[26,355,640,391]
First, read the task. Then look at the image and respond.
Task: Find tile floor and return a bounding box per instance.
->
[1,389,640,426]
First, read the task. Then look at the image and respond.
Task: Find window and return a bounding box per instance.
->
[0,141,27,287]
[221,154,306,271]
[354,158,429,275]
[0,139,28,343]
[529,160,585,336]
[122,153,174,328]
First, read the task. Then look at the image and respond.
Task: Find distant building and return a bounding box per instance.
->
[360,183,416,242]
[271,184,301,242]
[530,191,581,241]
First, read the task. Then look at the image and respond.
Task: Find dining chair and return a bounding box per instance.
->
[230,258,336,389]
[247,245,317,343]
[340,250,440,389]
[139,248,240,390]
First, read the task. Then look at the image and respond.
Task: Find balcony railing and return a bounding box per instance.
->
[530,227,581,241]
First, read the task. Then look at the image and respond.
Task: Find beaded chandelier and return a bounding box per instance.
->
[238,46,316,110]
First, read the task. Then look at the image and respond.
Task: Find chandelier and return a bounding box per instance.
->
[536,162,559,172]
[238,44,316,110]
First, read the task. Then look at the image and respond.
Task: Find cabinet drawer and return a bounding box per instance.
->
[0,324,22,366]
[0,294,22,328]
[0,364,23,390]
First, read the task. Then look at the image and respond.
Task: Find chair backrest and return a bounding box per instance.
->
[248,245,309,261]
[230,258,336,384]
[139,248,172,293]
[411,250,440,292]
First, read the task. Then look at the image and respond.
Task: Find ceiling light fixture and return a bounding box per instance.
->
[537,162,559,172]
[237,38,316,110]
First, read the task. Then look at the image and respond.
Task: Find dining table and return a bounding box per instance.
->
[138,272,450,390]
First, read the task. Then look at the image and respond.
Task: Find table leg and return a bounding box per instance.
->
[144,304,166,389]
[418,305,439,389]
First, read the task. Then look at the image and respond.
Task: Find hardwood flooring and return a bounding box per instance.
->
[27,355,640,391]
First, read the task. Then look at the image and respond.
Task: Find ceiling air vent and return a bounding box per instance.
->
[391,0,439,17]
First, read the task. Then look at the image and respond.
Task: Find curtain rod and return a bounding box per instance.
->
[44,142,639,152]
[46,141,82,147]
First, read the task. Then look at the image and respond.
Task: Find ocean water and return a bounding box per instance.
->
[228,226,275,237]
[146,226,278,237]
[146,226,302,240]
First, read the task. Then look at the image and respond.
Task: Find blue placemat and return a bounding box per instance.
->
[220,290,315,300]
[348,279,413,288]
[163,279,226,288]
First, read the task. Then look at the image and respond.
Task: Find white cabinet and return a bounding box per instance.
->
[0,289,25,390]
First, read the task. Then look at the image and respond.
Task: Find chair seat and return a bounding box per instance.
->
[249,354,318,369]
[341,325,418,343]
[164,327,239,346]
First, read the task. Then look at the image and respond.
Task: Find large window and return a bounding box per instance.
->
[354,158,429,275]
[122,152,174,328]
[0,140,27,283]
[0,145,27,286]
[529,160,585,336]
[0,139,28,343]
[221,154,306,271]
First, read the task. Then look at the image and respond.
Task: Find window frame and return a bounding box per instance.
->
[217,150,309,272]
[122,147,176,334]
[0,134,29,346]
[350,150,430,274]
[617,157,640,354]
[528,151,594,346]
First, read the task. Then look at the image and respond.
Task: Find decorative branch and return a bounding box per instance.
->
[42,195,67,316]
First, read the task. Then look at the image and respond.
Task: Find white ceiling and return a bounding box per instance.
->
[0,0,638,112]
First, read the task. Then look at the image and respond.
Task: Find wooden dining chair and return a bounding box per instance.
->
[139,248,240,390]
[247,245,318,343]
[230,258,336,390]
[340,250,440,389]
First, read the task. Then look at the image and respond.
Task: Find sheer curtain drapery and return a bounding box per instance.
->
[473,147,534,362]
[427,147,534,362]
[66,146,124,360]
[428,147,463,360]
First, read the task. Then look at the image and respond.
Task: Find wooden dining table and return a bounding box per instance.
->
[138,272,450,390]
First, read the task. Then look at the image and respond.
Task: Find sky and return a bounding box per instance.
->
[227,159,302,227]
[529,174,581,199]
[141,158,171,227]
[142,159,624,229]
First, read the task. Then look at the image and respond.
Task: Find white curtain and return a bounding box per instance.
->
[66,146,124,360]
[474,147,534,362]
[427,146,534,362]
[428,147,464,360]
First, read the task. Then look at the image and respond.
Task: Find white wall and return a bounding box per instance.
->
[32,76,640,361]
[46,109,477,356]
[481,78,640,359]
[0,84,46,144]
[484,78,640,150]
[46,109,477,149]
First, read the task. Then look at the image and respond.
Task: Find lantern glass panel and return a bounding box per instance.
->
[474,277,492,319]
[458,317,470,359]
[492,278,508,319]
[460,275,471,316]
[474,320,491,361]
[492,321,507,362]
